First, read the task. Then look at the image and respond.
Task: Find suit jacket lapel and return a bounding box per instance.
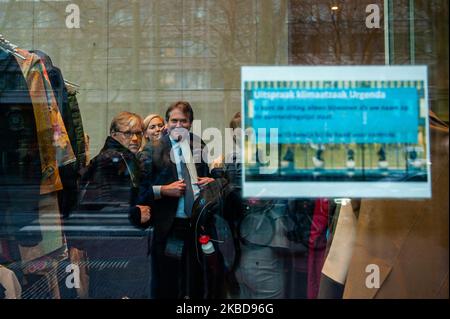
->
[162,135,178,180]
[189,133,206,176]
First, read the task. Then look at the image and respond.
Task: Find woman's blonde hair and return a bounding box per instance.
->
[140,114,165,151]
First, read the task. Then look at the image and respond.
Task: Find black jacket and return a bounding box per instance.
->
[141,133,210,242]
[0,50,42,248]
[80,136,154,227]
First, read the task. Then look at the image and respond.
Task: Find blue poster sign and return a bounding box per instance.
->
[251,88,419,144]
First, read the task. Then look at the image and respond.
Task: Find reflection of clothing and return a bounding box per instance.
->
[224,151,242,194]
[236,202,291,299]
[144,133,210,299]
[14,49,60,194]
[236,247,286,299]
[18,193,64,262]
[307,199,329,299]
[287,199,335,299]
[0,50,42,250]
[15,48,76,194]
[31,50,86,217]
[318,201,358,299]
[31,51,86,170]
[0,265,21,299]
[1,47,82,298]
[218,148,292,299]
[67,89,86,170]
[344,122,449,299]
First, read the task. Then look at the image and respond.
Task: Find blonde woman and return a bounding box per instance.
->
[140,113,165,151]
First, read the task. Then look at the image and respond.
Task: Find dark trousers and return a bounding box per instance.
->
[153,218,204,299]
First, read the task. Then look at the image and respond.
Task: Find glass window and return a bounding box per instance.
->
[0,0,447,301]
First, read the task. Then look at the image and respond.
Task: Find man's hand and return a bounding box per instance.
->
[137,205,151,224]
[196,177,215,188]
[161,180,186,197]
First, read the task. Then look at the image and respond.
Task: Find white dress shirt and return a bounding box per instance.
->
[152,136,200,218]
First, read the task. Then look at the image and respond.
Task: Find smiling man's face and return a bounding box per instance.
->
[167,108,192,142]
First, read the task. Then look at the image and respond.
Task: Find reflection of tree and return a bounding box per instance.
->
[207,0,254,119]
[289,0,385,65]
[414,1,448,122]
[206,0,288,68]
[205,0,288,120]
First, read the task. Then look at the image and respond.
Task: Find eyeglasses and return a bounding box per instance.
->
[114,130,144,139]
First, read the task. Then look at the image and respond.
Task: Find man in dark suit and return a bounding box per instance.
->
[77,111,152,298]
[143,101,214,299]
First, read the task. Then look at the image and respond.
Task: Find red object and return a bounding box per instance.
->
[307,199,329,299]
[198,235,210,245]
